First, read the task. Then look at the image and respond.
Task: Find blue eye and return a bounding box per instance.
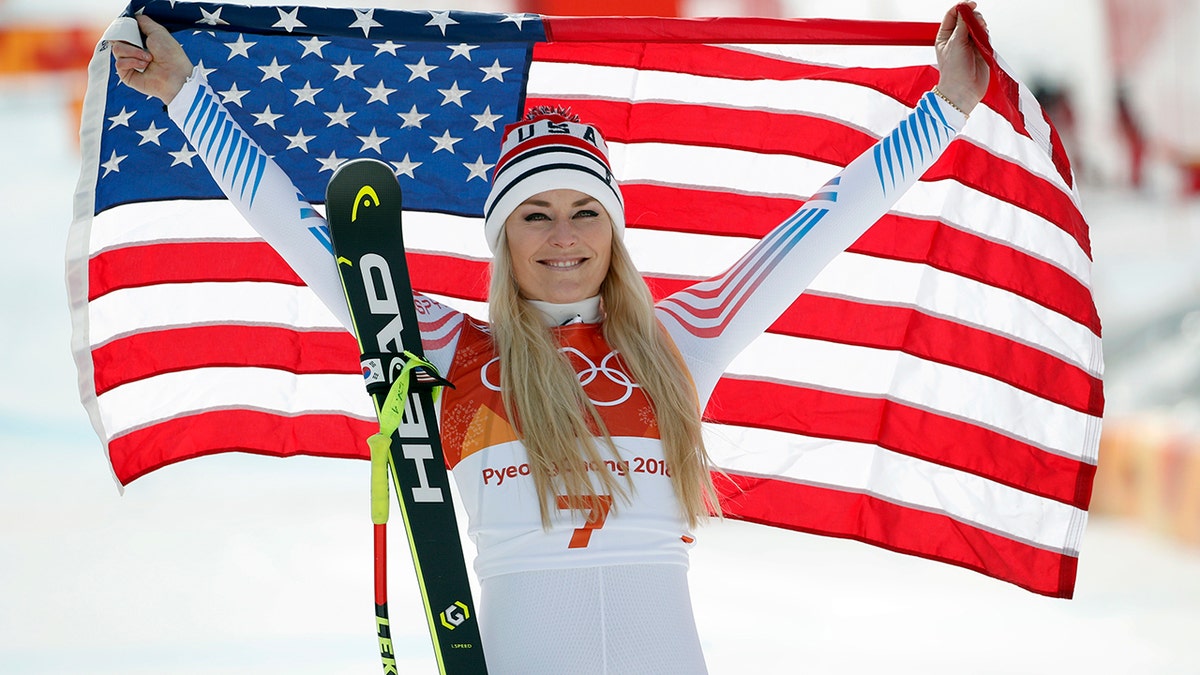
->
[573,209,599,219]
[523,212,550,222]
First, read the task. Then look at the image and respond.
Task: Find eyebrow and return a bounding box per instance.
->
[522,196,599,208]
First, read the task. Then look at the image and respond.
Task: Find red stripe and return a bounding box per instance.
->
[708,377,1096,509]
[91,325,358,396]
[542,15,938,46]
[109,409,374,485]
[89,241,302,300]
[523,97,1091,259]
[407,252,491,301]
[713,472,1077,598]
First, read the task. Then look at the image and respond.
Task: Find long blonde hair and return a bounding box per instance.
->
[488,233,720,528]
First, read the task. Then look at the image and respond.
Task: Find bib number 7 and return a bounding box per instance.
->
[555,495,614,549]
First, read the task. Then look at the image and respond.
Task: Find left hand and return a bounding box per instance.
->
[933,2,990,115]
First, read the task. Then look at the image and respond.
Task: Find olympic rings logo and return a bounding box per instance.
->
[480,348,640,407]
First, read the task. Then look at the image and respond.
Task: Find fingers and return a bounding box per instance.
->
[935,5,959,44]
[135,13,166,38]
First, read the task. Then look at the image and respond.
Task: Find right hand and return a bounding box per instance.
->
[112,14,193,104]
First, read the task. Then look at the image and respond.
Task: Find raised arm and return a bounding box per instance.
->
[109,15,465,370]
[657,2,990,404]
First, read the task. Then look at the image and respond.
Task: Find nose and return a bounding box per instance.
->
[546,216,578,247]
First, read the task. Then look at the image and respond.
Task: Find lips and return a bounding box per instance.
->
[540,258,586,269]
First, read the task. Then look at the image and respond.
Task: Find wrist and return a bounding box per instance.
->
[931,85,973,118]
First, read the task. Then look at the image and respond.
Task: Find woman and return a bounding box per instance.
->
[113,4,989,672]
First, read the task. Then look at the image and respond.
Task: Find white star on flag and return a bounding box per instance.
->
[197,7,229,26]
[167,144,199,167]
[391,153,422,178]
[470,105,503,131]
[283,128,316,152]
[257,57,289,82]
[480,59,511,83]
[100,150,127,177]
[316,151,345,173]
[136,122,167,146]
[106,107,135,129]
[447,43,478,61]
[218,83,250,106]
[364,80,397,104]
[463,155,495,182]
[290,82,322,105]
[194,59,217,80]
[500,13,532,30]
[272,7,305,32]
[357,128,390,153]
[373,41,404,56]
[438,81,470,107]
[332,57,363,81]
[298,36,329,58]
[426,11,458,36]
[404,57,437,82]
[224,34,255,59]
[430,129,462,154]
[324,104,356,128]
[397,105,429,129]
[350,9,383,38]
[252,105,284,129]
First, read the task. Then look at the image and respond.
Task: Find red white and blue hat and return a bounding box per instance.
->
[483,109,625,253]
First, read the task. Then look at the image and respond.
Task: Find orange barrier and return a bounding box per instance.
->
[1095,417,1200,546]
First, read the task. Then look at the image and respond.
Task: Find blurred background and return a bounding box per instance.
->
[2,0,1198,673]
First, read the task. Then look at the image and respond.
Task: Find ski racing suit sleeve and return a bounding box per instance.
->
[655,91,968,405]
[164,66,464,372]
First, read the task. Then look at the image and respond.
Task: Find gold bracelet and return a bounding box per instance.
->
[932,86,969,118]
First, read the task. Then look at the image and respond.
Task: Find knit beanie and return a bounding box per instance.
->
[482,109,625,253]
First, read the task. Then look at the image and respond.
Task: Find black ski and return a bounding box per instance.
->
[325,158,487,675]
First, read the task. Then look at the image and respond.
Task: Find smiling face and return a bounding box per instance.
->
[503,189,614,304]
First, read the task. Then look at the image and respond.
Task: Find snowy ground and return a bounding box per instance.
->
[4,12,1200,675]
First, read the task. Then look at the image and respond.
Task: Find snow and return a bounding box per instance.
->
[3,2,1200,673]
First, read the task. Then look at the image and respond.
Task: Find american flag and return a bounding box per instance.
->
[70,0,1101,598]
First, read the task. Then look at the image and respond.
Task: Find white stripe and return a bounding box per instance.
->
[90,199,264,254]
[725,333,1100,462]
[97,367,374,439]
[87,282,343,347]
[90,200,486,256]
[703,422,1087,554]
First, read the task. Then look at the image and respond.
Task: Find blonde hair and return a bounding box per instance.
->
[488,233,720,528]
